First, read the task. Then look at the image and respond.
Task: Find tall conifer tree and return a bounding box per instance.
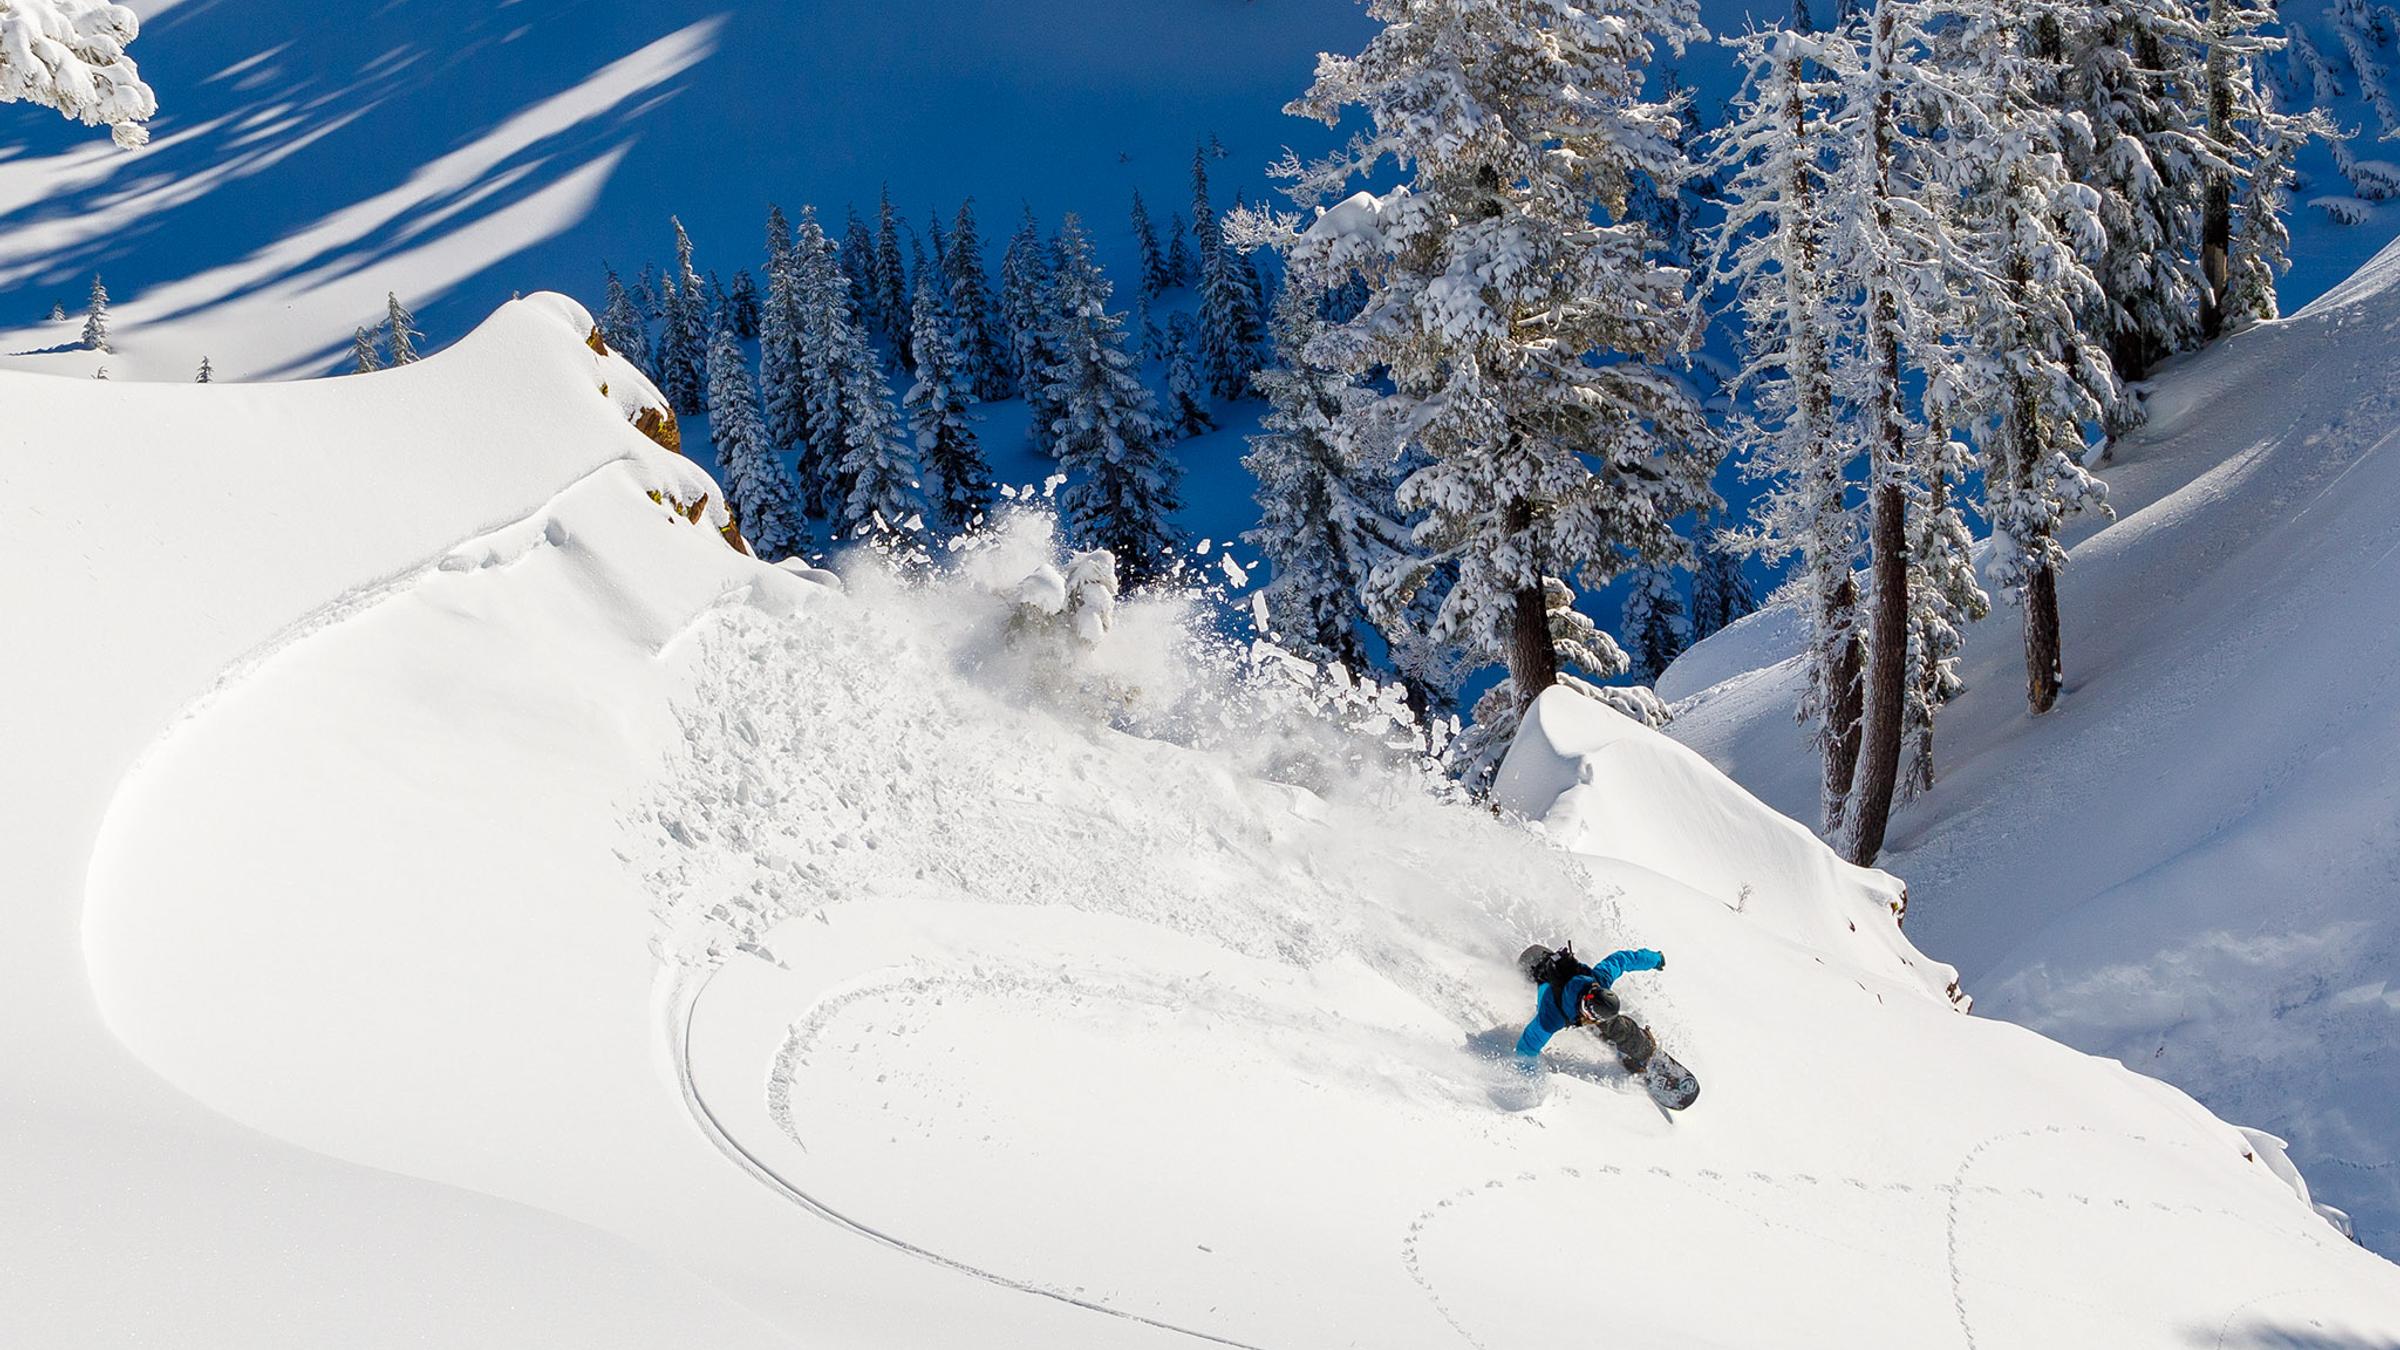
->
[1266,0,1721,728]
[708,324,808,560]
[1047,216,1184,583]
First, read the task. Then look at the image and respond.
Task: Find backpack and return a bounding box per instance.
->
[1522,942,1593,990]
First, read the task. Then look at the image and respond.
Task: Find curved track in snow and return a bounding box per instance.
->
[664,961,1275,1350]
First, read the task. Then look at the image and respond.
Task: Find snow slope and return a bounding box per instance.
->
[1665,234,2400,1260]
[0,296,798,1348]
[11,290,2399,1344]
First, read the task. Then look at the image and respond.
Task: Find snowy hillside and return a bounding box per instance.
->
[1665,233,2400,1261]
[8,293,2399,1345]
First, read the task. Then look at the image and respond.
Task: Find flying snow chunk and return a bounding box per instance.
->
[1219,554,1249,588]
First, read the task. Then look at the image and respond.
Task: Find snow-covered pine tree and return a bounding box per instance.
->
[1001,208,1063,451]
[47,302,64,322]
[704,270,729,336]
[800,213,922,536]
[1165,319,1214,439]
[2046,1,2212,395]
[1265,0,1720,723]
[724,268,762,340]
[384,292,421,365]
[1132,189,1170,298]
[1198,231,1268,401]
[2223,98,2311,325]
[1136,293,1168,364]
[1238,221,1275,325]
[946,200,1012,400]
[1045,215,1184,583]
[80,273,108,351]
[1243,282,1410,674]
[195,355,212,384]
[926,212,950,292]
[1191,142,1217,263]
[656,217,710,414]
[1618,566,1690,684]
[637,262,664,320]
[600,267,652,374]
[2205,0,2326,333]
[351,325,382,373]
[0,0,157,147]
[904,278,991,533]
[1900,413,1989,797]
[841,207,879,335]
[793,206,857,519]
[831,329,922,539]
[1193,144,1267,400]
[706,323,807,560]
[1936,0,2119,717]
[1688,533,1757,641]
[873,185,911,357]
[1164,209,1198,288]
[1708,23,1863,837]
[1827,2,1974,861]
[905,222,927,309]
[760,206,812,462]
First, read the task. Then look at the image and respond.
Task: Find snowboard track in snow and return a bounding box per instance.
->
[668,962,1276,1350]
[1401,1133,2348,1350]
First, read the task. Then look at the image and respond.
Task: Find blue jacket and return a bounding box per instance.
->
[1514,949,1665,1058]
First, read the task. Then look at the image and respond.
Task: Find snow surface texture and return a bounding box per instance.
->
[6,292,2392,1344]
[1665,232,2400,1261]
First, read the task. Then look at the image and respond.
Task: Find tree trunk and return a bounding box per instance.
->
[2200,181,2232,341]
[2201,3,2235,340]
[1847,476,1909,865]
[1505,496,1559,715]
[1821,572,1865,839]
[2024,561,2063,714]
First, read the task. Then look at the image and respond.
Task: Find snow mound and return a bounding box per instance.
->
[1666,231,2400,1259]
[1495,688,1960,1008]
[8,289,2399,1344]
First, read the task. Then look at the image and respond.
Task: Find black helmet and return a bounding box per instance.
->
[1579,981,1621,1023]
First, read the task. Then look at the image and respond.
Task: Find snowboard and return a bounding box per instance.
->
[1634,1047,1701,1112]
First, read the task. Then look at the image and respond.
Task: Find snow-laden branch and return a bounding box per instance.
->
[0,0,155,147]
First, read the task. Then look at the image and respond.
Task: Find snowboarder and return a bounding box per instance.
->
[1515,943,1667,1069]
[1513,942,1697,1110]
